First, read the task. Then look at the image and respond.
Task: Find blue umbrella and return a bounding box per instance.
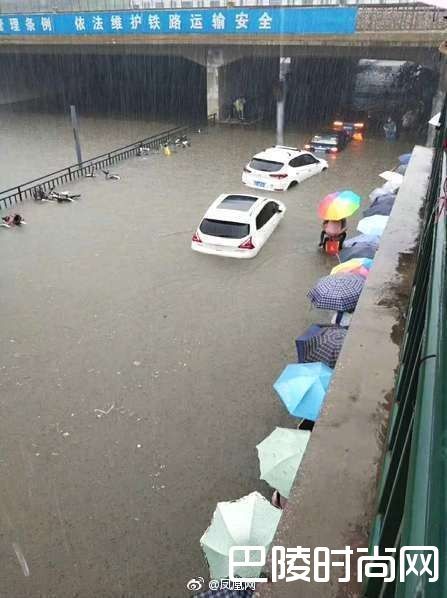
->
[399,152,412,165]
[296,325,348,369]
[307,274,365,312]
[273,363,333,421]
[363,195,394,217]
[340,244,377,261]
[344,234,380,248]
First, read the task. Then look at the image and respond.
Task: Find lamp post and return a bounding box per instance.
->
[276,56,291,146]
[70,105,83,166]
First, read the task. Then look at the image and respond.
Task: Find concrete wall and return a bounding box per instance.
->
[259,145,433,597]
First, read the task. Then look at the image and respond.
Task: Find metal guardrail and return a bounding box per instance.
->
[357,4,446,31]
[0,113,216,210]
[364,104,446,595]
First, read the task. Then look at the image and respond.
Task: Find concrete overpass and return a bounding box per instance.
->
[0,4,443,117]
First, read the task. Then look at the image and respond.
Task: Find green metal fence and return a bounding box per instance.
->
[364,104,446,596]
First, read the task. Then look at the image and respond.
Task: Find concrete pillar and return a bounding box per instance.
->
[207,64,220,121]
[207,49,225,121]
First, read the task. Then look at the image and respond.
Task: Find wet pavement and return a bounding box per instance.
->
[0,118,412,597]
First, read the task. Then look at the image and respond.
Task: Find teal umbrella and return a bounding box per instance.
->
[200,491,282,579]
[274,362,333,421]
[256,427,311,498]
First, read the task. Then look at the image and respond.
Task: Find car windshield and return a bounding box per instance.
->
[249,158,283,172]
[311,134,338,145]
[199,218,250,239]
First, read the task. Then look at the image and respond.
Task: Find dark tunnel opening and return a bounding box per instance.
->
[0,52,207,122]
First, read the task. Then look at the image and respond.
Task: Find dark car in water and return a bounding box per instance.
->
[304,130,349,155]
[332,112,368,138]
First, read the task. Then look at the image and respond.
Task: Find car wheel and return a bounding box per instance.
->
[322,167,328,171]
[288,180,298,189]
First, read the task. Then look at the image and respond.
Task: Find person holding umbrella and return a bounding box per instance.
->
[317,190,361,255]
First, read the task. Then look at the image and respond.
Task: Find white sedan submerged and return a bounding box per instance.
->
[191,193,286,259]
[242,145,328,192]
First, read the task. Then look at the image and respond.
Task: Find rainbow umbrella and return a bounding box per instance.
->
[318,190,361,221]
[331,258,373,278]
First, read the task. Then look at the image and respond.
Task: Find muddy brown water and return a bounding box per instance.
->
[0,115,412,597]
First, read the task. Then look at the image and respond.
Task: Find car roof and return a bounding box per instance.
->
[216,194,258,212]
[204,194,270,222]
[252,145,303,162]
[313,131,342,138]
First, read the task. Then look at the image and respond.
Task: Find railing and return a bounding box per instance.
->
[0,113,216,211]
[364,104,446,594]
[0,0,432,13]
[357,4,446,31]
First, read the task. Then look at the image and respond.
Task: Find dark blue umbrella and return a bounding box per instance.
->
[340,244,377,261]
[307,274,365,312]
[296,325,347,369]
[370,193,396,207]
[363,195,395,217]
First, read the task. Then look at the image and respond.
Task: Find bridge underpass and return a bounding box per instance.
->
[0,46,439,129]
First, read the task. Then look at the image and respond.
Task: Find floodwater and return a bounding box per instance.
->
[0,115,412,597]
[0,108,175,189]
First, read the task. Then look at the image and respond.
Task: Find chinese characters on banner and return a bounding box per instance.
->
[0,8,357,36]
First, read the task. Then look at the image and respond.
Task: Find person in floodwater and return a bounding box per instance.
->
[319,218,347,250]
[383,116,397,141]
[233,96,246,121]
[2,213,25,227]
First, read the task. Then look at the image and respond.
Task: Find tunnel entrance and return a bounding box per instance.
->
[220,56,358,128]
[220,54,436,140]
[0,52,207,122]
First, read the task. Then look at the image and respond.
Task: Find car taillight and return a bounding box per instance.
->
[192,231,202,243]
[238,237,255,250]
[330,147,338,153]
[269,173,288,179]
[333,120,343,127]
[243,166,251,173]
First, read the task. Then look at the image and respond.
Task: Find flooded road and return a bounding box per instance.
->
[0,108,175,189]
[0,116,412,597]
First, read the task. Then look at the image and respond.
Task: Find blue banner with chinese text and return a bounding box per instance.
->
[0,8,357,37]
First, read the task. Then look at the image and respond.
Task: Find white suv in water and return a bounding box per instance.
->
[242,145,328,192]
[191,193,286,259]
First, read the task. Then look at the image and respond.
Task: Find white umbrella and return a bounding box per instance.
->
[357,215,389,237]
[200,491,282,580]
[256,427,311,499]
[379,171,404,185]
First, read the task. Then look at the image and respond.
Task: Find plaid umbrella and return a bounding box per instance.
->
[307,274,365,312]
[340,244,377,262]
[296,325,347,369]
